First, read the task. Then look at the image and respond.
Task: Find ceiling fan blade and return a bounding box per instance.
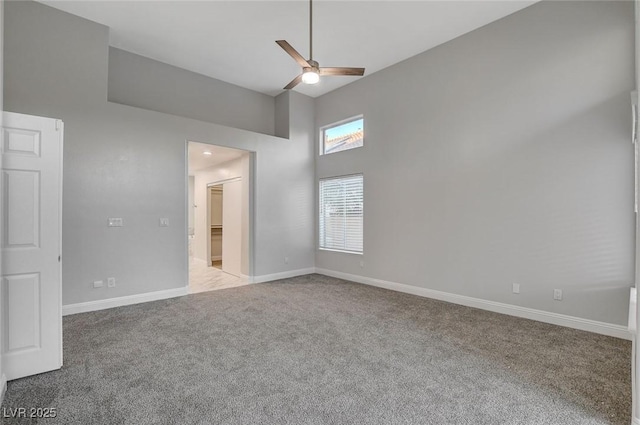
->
[319,67,365,76]
[276,40,311,68]
[284,74,303,90]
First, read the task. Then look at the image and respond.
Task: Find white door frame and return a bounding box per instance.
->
[184,142,255,284]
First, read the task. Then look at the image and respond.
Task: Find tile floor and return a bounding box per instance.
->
[188,257,250,294]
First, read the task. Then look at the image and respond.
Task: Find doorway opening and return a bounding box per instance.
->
[187,141,253,293]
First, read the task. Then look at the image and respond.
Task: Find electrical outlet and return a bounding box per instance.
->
[93,280,104,288]
[553,289,563,301]
[284,256,289,264]
[512,283,520,294]
[107,277,116,288]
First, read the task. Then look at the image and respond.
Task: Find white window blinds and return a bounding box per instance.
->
[319,174,363,253]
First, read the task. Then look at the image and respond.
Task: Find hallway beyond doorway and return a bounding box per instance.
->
[187,141,253,285]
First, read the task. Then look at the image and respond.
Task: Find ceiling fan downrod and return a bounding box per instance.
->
[309,0,313,61]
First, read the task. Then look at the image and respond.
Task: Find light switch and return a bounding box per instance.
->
[108,218,123,227]
[159,218,169,227]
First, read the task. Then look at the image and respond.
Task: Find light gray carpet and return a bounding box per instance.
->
[1,274,631,424]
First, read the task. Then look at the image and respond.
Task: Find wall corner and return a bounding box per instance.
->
[274,91,290,139]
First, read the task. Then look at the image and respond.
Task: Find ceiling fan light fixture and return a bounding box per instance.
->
[276,0,364,90]
[301,68,320,85]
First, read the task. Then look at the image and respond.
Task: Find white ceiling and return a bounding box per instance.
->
[188,142,247,172]
[41,0,536,98]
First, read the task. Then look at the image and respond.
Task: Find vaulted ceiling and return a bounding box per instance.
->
[41,1,536,97]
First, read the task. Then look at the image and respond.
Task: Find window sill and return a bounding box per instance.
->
[318,248,363,255]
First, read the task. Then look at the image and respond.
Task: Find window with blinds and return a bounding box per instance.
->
[319,174,363,253]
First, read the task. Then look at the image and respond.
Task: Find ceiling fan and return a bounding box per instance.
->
[276,0,365,90]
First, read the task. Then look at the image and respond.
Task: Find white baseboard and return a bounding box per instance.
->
[62,287,189,316]
[315,268,631,341]
[251,268,316,284]
[62,267,314,316]
[0,374,6,404]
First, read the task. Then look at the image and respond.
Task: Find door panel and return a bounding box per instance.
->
[3,127,40,157]
[4,170,40,247]
[5,273,40,352]
[2,112,63,381]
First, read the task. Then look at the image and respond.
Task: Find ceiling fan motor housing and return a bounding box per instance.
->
[305,60,319,71]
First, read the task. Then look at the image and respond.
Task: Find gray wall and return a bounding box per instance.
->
[274,92,290,139]
[279,91,315,266]
[108,48,275,136]
[315,1,635,325]
[4,1,315,306]
[0,0,5,393]
[633,1,639,422]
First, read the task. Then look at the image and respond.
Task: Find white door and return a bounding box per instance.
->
[2,112,63,380]
[222,179,242,277]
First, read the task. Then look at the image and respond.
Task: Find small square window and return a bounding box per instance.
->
[321,117,364,155]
